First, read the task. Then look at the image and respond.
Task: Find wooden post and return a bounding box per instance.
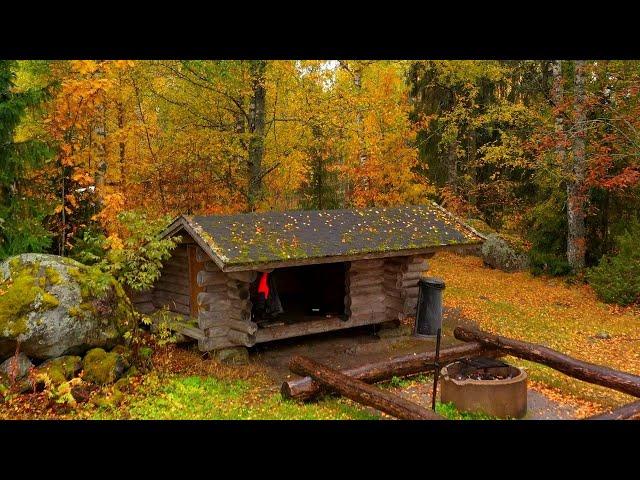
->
[289,356,443,420]
[454,326,640,399]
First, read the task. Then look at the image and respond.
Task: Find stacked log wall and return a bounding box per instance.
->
[345,259,387,324]
[196,258,258,351]
[383,255,430,321]
[148,244,191,316]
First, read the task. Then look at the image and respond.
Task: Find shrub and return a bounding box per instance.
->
[481,233,529,272]
[529,251,572,277]
[525,188,570,277]
[587,221,640,306]
[71,211,179,293]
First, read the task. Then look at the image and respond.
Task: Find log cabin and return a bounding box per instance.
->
[131,203,484,354]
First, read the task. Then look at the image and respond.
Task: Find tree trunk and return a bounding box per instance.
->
[282,341,497,401]
[567,60,587,272]
[588,400,640,420]
[454,326,640,398]
[447,140,458,192]
[247,60,267,211]
[288,355,443,420]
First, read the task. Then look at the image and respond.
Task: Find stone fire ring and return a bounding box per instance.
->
[440,361,528,419]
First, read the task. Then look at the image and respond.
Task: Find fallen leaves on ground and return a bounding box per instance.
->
[430,252,640,410]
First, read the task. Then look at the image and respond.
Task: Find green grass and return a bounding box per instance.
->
[93,374,379,420]
[435,401,498,420]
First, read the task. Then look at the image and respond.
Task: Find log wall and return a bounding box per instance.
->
[383,255,429,322]
[345,259,387,324]
[130,244,192,317]
[196,257,258,352]
[131,242,435,351]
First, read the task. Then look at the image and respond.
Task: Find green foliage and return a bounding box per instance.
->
[587,221,640,305]
[73,211,179,293]
[526,188,571,276]
[0,61,53,260]
[117,375,377,420]
[435,401,498,420]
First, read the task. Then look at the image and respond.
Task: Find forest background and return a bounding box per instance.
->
[2,59,639,304]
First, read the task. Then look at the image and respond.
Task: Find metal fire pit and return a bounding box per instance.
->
[440,357,527,419]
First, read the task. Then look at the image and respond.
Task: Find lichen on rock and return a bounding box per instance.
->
[0,254,135,361]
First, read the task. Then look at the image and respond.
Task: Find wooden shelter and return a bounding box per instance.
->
[131,204,484,353]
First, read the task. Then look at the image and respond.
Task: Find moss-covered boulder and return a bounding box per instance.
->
[36,355,82,385]
[481,233,530,272]
[82,348,126,385]
[0,254,135,361]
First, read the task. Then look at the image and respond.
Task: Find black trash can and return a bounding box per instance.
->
[414,276,446,338]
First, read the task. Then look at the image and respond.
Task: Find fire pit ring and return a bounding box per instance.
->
[440,357,527,419]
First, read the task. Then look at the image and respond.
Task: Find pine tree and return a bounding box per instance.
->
[0,60,52,259]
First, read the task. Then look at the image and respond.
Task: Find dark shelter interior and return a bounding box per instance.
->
[251,263,347,326]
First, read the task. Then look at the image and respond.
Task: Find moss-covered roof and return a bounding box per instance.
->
[162,204,484,271]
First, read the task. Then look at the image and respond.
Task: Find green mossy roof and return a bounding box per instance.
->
[165,204,483,269]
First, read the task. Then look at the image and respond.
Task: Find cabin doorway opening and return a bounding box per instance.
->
[251,263,347,327]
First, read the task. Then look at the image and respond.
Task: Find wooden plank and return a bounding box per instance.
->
[155,281,190,296]
[197,270,227,287]
[188,245,207,317]
[348,284,385,296]
[255,313,388,343]
[227,271,258,283]
[154,289,190,306]
[178,326,207,341]
[198,308,252,326]
[158,272,190,286]
[346,303,387,316]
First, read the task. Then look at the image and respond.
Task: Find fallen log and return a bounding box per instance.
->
[454,326,640,399]
[288,355,443,420]
[282,342,496,401]
[588,400,640,420]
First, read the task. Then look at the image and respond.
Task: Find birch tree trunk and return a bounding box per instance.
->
[247,60,267,211]
[567,60,587,272]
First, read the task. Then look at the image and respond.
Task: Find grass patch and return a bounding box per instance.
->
[93,374,378,420]
[435,401,498,420]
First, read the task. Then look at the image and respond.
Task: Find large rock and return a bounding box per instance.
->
[481,234,530,272]
[0,254,135,361]
[0,353,33,380]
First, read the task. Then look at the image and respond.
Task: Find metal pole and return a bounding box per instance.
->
[431,327,442,411]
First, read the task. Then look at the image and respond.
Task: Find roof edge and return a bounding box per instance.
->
[429,201,487,242]
[160,215,227,271]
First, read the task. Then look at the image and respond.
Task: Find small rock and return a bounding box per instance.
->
[0,353,33,380]
[215,347,249,365]
[83,348,126,385]
[595,331,611,340]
